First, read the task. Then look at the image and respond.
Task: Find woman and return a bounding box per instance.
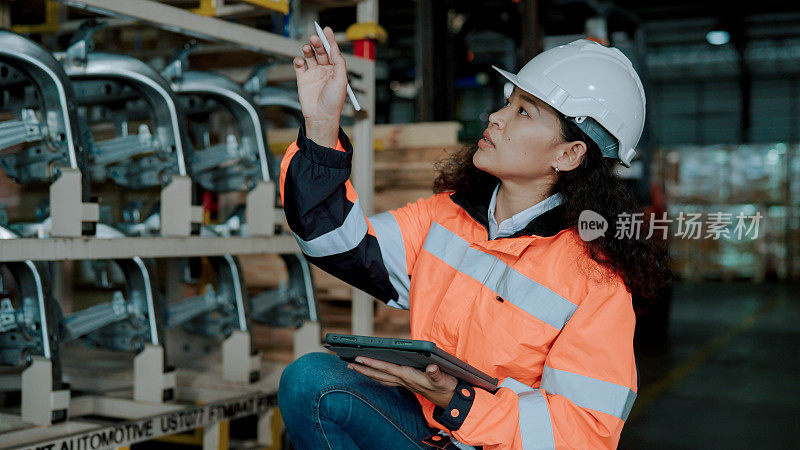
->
[277,27,671,450]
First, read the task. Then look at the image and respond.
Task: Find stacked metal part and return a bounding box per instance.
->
[0,24,318,427]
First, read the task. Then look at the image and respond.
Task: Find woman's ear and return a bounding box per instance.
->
[554,141,587,172]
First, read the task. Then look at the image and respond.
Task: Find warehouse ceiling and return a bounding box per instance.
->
[611,0,798,21]
[319,0,800,38]
[315,0,800,73]
[8,1,800,61]
[7,0,800,118]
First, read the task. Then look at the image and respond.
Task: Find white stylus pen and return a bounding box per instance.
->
[314,21,361,111]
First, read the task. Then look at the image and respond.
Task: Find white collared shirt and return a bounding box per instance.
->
[487,183,564,240]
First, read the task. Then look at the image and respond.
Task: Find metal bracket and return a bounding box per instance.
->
[134,344,176,403]
[246,180,277,237]
[22,357,70,426]
[293,320,325,359]
[65,18,105,65]
[160,175,203,237]
[222,329,261,384]
[49,168,99,237]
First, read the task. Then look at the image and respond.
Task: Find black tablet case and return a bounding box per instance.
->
[324,333,499,392]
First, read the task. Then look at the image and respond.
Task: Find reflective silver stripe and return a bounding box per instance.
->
[451,439,477,450]
[541,365,637,421]
[501,376,536,395]
[436,431,477,450]
[369,211,410,309]
[423,222,577,330]
[501,377,556,450]
[293,198,368,257]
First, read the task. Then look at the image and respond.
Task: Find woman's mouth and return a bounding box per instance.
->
[479,131,494,149]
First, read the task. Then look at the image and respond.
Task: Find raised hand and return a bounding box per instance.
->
[293,26,347,148]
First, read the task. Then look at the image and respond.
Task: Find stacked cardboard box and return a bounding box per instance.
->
[658,143,798,281]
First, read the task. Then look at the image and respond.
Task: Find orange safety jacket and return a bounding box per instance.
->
[280,125,638,450]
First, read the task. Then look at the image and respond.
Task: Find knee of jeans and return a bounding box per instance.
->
[279,352,343,409]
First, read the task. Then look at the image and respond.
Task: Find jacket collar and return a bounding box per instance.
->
[449,182,569,239]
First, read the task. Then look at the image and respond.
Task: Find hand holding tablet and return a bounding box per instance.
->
[324,333,499,392]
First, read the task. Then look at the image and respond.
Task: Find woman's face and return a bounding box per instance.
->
[474,87,567,182]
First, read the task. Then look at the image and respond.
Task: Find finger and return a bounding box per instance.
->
[425,364,441,382]
[373,379,402,387]
[351,366,402,387]
[355,357,404,377]
[324,26,346,66]
[309,35,330,65]
[293,57,306,76]
[425,365,457,392]
[355,358,432,391]
[301,44,317,68]
[349,363,404,385]
[365,377,402,388]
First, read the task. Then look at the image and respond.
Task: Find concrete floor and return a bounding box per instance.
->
[620,281,800,449]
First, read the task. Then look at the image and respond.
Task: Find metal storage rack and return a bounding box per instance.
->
[50,0,379,335]
[0,0,378,448]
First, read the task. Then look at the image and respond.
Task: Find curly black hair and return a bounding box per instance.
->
[432,116,672,306]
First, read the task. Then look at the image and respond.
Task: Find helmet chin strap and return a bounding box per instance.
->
[569,116,620,161]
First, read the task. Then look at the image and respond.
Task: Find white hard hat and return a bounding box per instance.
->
[493,39,646,167]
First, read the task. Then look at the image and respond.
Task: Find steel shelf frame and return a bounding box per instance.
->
[0,235,300,262]
[0,1,376,263]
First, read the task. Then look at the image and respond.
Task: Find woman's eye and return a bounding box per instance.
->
[502,99,528,116]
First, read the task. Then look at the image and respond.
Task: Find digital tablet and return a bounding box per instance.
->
[324,333,499,392]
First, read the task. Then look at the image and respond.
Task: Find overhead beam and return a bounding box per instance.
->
[58,0,371,74]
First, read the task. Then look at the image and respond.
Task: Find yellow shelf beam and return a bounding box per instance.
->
[241,0,289,15]
[9,1,62,34]
[192,0,289,17]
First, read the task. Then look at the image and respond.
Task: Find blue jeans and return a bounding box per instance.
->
[278,352,439,449]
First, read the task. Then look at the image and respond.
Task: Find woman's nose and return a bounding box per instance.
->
[489,109,505,129]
